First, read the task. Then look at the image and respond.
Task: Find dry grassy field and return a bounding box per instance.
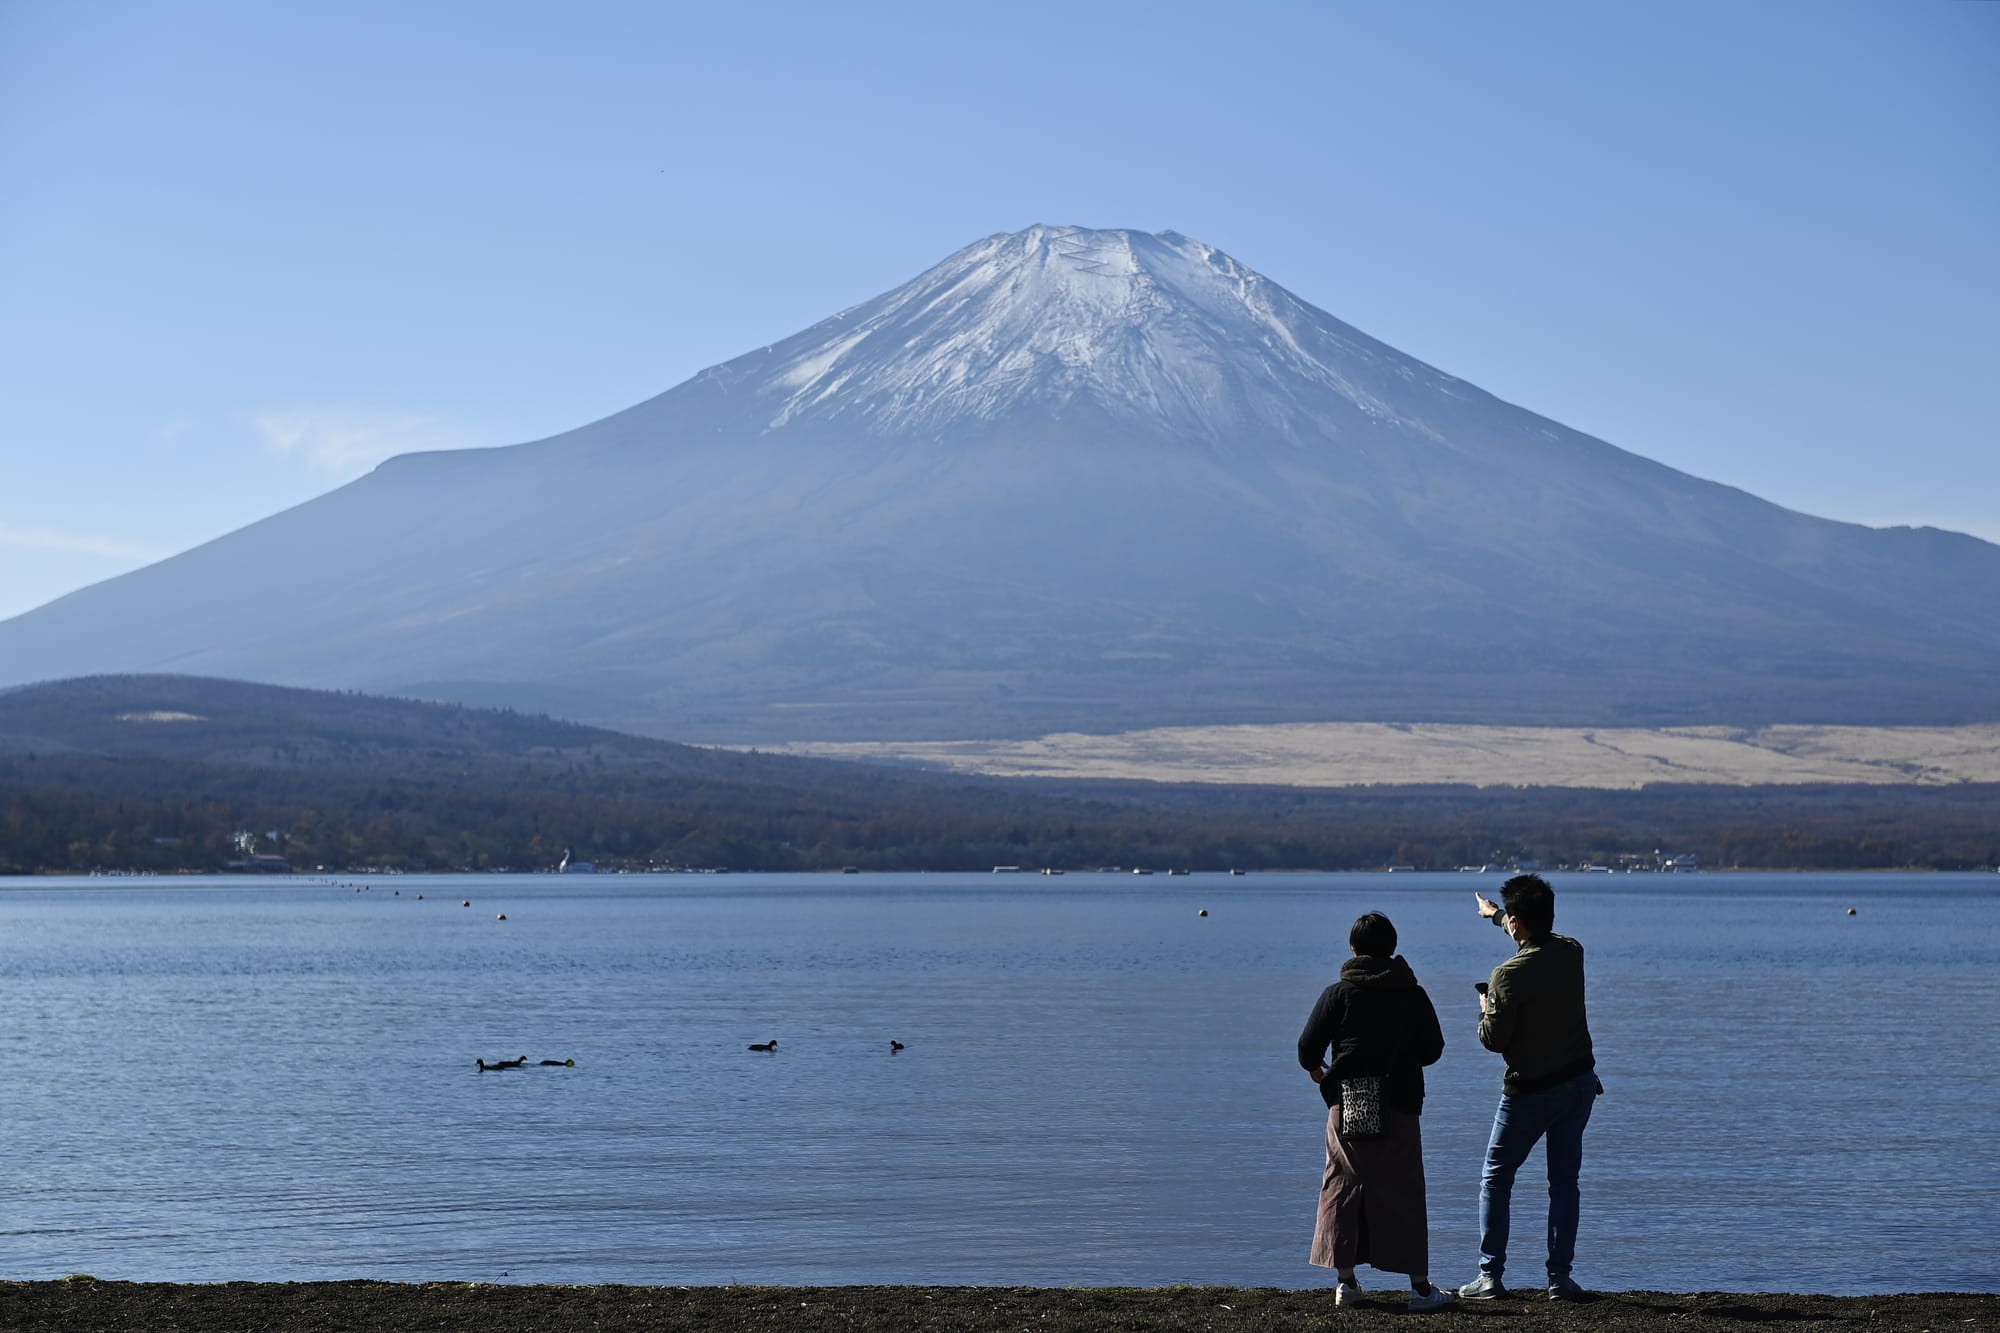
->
[776,723,2000,790]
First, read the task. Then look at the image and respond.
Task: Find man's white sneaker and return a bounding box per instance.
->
[1409,1285,1458,1312]
[1456,1272,1508,1300]
[1334,1280,1363,1307]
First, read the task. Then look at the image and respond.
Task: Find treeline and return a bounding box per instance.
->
[4,675,1995,874]
[5,750,1996,874]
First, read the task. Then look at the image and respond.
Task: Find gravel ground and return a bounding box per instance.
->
[1,1281,1992,1332]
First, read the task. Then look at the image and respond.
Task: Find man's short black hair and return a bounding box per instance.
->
[1350,911,1398,957]
[1501,874,1556,933]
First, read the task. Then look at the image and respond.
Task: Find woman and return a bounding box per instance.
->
[1297,911,1453,1311]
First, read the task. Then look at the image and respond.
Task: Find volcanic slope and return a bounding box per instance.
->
[2,225,1995,741]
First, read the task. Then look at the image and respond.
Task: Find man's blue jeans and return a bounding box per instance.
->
[1477,1069,1596,1282]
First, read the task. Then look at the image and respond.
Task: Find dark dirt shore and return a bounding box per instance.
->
[1,1281,1992,1332]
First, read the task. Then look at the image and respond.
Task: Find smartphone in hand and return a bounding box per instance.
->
[1473,981,1489,993]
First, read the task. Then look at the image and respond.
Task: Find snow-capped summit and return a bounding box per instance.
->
[2,226,1995,743]
[704,225,1443,444]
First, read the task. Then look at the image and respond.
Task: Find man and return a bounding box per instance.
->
[1458,874,1599,1302]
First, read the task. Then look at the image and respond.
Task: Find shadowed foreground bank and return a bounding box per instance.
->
[2,1282,1993,1331]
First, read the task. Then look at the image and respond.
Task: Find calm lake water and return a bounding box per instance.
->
[1,871,1995,1293]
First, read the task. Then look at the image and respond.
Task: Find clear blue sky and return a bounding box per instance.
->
[3,0,1995,622]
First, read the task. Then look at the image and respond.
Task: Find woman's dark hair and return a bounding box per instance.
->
[1349,911,1398,957]
[1501,874,1557,933]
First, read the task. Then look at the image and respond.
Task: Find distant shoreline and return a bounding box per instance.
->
[5,1281,1993,1331]
[10,679,1995,875]
[6,865,1996,879]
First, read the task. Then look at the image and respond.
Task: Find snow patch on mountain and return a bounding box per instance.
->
[721,225,1463,444]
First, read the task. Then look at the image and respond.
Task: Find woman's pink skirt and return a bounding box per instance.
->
[1309,1102,1429,1276]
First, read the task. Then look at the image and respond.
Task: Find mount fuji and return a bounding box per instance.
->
[4,225,1997,741]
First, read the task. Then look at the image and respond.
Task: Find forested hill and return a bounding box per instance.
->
[0,673,1005,870]
[2,676,1995,874]
[0,674,832,780]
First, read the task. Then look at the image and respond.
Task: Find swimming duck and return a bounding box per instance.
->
[747,1039,778,1052]
[538,1059,575,1067]
[890,1040,905,1051]
[476,1056,528,1071]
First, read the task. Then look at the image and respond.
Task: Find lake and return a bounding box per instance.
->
[1,871,1995,1293]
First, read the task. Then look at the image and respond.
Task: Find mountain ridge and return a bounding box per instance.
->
[2,225,1995,741]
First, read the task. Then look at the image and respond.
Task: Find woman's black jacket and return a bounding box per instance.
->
[1297,954,1446,1114]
